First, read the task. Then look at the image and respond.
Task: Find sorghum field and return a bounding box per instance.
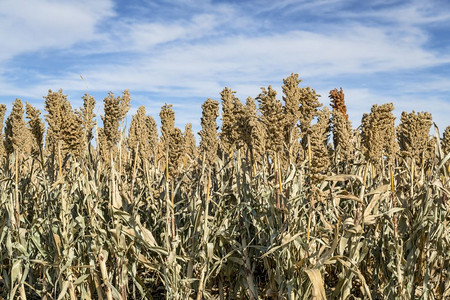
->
[0,74,449,299]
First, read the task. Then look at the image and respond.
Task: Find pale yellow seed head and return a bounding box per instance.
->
[199,98,219,167]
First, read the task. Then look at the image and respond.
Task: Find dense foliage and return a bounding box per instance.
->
[0,75,449,299]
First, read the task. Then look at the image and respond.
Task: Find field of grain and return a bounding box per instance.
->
[0,73,449,299]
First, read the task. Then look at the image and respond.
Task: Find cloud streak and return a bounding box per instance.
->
[0,0,115,62]
[37,24,449,94]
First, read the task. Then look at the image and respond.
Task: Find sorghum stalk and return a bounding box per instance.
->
[101,90,131,161]
[443,126,450,173]
[146,115,158,162]
[242,97,265,172]
[160,104,184,178]
[4,99,28,299]
[299,86,322,159]
[329,88,353,165]
[44,90,72,177]
[257,86,285,207]
[128,106,147,164]
[196,171,212,300]
[282,73,302,164]
[309,107,331,184]
[98,249,113,300]
[257,85,284,156]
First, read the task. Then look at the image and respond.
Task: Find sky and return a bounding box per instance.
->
[1,0,450,136]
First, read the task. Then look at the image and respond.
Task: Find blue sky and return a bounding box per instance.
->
[1,0,450,135]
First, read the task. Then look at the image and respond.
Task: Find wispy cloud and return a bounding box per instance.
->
[38,24,448,94]
[0,0,115,62]
[348,1,450,26]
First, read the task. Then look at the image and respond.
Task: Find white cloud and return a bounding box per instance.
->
[253,0,344,15]
[353,1,450,26]
[35,22,448,98]
[118,13,221,51]
[3,0,448,94]
[0,0,115,62]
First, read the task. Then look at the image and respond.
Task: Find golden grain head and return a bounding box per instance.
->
[168,127,185,176]
[146,115,158,158]
[257,85,285,153]
[25,102,45,156]
[199,98,219,166]
[101,90,131,150]
[241,97,265,159]
[0,104,6,126]
[361,103,397,165]
[5,99,30,155]
[220,87,242,153]
[309,107,330,182]
[80,93,96,142]
[160,103,175,147]
[443,126,450,154]
[44,89,69,151]
[397,110,432,161]
[184,123,198,160]
[282,73,302,129]
[298,86,322,136]
[0,104,6,158]
[61,103,84,156]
